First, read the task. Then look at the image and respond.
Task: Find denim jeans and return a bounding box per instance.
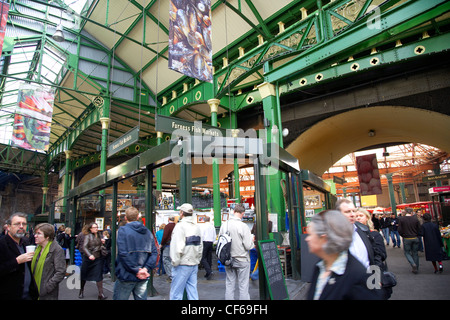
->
[113,279,149,300]
[403,237,420,268]
[170,265,199,300]
[390,230,401,247]
[162,245,172,278]
[382,228,390,245]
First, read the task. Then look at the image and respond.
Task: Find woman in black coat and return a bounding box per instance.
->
[306,210,382,300]
[79,222,107,299]
[420,213,444,273]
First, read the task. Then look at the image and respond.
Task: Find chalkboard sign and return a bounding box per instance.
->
[258,239,289,300]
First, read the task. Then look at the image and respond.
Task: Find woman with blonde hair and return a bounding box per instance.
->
[356,208,374,230]
[356,208,387,265]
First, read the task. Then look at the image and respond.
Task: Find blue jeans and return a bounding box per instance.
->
[403,237,420,269]
[113,279,149,300]
[170,265,199,300]
[382,228,390,245]
[390,230,401,247]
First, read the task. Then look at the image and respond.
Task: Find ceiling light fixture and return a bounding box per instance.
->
[52,24,65,42]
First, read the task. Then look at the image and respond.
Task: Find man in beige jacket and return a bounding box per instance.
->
[169,203,203,300]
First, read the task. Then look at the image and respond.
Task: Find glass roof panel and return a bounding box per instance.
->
[63,0,88,14]
[0,40,66,145]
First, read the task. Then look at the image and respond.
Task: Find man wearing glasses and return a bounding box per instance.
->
[0,212,39,300]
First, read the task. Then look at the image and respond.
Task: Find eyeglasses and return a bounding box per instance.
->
[11,222,27,227]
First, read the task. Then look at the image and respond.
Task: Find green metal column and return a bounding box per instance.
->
[386,173,397,215]
[156,131,163,191]
[284,173,301,280]
[208,99,221,227]
[98,98,111,219]
[111,181,118,282]
[256,82,285,229]
[145,166,158,296]
[253,159,269,300]
[70,196,77,265]
[399,182,407,204]
[179,143,192,204]
[231,112,241,203]
[99,117,110,174]
[63,150,72,221]
[42,169,49,221]
[434,167,442,187]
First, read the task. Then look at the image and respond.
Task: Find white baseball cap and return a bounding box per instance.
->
[179,203,194,214]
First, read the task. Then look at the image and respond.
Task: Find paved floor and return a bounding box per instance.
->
[58,240,450,301]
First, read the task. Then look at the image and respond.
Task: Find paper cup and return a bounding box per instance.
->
[26,245,36,253]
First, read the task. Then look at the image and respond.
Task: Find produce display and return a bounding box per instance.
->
[440,226,450,239]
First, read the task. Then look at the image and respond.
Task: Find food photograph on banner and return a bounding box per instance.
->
[356,153,382,195]
[0,0,9,55]
[168,0,213,82]
[11,84,55,152]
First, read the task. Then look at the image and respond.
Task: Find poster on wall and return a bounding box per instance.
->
[168,0,213,82]
[356,153,382,195]
[11,84,55,152]
[0,1,9,58]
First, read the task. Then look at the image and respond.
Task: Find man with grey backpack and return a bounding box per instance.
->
[218,203,254,300]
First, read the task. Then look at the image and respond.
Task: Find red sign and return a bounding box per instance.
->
[429,186,450,194]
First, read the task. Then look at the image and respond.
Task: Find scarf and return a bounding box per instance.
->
[31,241,52,294]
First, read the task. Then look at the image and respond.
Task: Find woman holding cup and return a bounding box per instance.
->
[32,223,66,300]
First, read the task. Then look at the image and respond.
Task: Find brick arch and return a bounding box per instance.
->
[287,106,450,175]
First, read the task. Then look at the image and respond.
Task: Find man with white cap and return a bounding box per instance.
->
[169,203,203,300]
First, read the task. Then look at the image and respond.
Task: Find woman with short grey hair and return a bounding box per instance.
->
[32,223,66,300]
[306,210,382,300]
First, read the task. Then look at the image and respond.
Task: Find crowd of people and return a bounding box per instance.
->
[0,198,446,300]
[306,199,446,300]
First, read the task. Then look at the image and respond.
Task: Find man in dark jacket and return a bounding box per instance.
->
[113,207,157,300]
[398,209,421,274]
[336,198,391,299]
[0,212,39,300]
[161,215,176,281]
[380,214,391,246]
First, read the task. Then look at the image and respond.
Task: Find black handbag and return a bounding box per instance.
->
[100,245,108,257]
[381,271,397,288]
[381,261,397,288]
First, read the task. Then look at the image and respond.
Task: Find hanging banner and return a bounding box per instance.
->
[168,0,212,82]
[356,153,382,195]
[0,0,9,57]
[11,84,55,152]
